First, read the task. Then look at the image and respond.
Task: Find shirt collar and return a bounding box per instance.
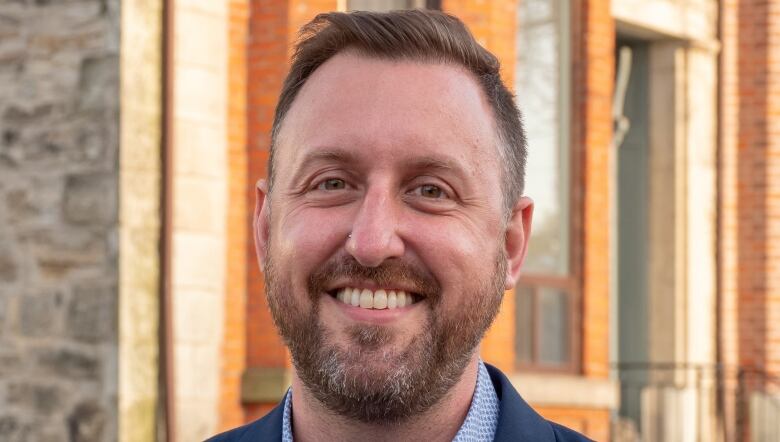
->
[281,360,499,442]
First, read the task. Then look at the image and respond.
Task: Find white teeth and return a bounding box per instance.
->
[350,289,360,307]
[387,291,397,309]
[359,289,373,308]
[373,290,387,309]
[334,287,417,309]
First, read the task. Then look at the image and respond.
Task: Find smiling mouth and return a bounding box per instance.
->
[329,287,420,310]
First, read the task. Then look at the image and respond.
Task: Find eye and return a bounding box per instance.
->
[414,184,448,199]
[317,178,347,191]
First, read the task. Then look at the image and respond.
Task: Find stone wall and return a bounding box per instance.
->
[0,0,121,441]
[170,0,229,439]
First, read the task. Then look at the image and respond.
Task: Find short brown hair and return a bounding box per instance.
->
[269,9,527,211]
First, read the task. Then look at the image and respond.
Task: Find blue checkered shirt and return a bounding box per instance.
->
[281,360,499,441]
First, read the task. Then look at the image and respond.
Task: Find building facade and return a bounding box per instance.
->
[1,0,780,441]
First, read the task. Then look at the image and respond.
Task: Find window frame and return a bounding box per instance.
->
[514,0,581,374]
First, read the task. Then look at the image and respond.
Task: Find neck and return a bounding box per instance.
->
[290,353,481,442]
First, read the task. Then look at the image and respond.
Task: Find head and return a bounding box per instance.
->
[254,9,533,424]
[269,9,527,214]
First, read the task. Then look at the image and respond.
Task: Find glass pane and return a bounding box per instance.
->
[538,287,569,365]
[515,0,570,275]
[515,286,534,363]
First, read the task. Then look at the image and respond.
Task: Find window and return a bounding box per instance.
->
[514,0,577,371]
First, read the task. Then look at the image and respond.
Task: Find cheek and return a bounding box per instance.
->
[405,216,499,279]
[273,207,352,269]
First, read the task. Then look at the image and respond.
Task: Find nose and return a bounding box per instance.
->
[345,187,405,267]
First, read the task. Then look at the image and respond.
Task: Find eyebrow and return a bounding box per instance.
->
[288,148,360,186]
[290,147,469,183]
[298,149,361,166]
[401,155,461,174]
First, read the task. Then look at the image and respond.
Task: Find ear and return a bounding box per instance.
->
[253,179,271,271]
[503,196,533,289]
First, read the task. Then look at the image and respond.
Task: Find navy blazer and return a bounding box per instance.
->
[208,364,593,441]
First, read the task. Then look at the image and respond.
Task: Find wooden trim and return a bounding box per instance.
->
[516,282,579,374]
[514,0,583,376]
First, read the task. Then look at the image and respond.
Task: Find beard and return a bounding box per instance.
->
[264,249,507,424]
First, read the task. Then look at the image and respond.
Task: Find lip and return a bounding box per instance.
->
[323,292,422,325]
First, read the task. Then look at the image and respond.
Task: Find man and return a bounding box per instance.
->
[212,9,591,442]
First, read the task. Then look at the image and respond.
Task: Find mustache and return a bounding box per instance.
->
[307,255,441,301]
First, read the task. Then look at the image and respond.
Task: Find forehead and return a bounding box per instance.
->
[275,52,501,175]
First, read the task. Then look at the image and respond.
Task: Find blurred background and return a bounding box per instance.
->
[0,0,778,440]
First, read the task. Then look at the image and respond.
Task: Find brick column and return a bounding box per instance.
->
[220,0,250,431]
[441,0,518,373]
[572,0,613,380]
[243,0,336,422]
[720,0,780,439]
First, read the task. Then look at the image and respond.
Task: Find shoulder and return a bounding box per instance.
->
[484,363,594,442]
[550,422,595,441]
[206,401,285,442]
[206,423,252,442]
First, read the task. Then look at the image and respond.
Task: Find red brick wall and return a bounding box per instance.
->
[442,0,518,373]
[720,0,780,439]
[572,0,612,380]
[220,0,250,431]
[243,0,336,422]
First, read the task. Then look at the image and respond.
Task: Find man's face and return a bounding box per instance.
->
[256,52,530,423]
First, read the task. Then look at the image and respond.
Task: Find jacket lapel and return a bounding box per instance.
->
[216,365,559,441]
[486,363,557,442]
[236,400,285,442]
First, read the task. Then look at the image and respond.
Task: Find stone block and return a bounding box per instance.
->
[175,399,218,442]
[118,228,159,293]
[0,105,114,171]
[0,249,18,283]
[171,232,225,291]
[23,227,111,279]
[0,414,32,442]
[0,103,59,167]
[63,173,117,225]
[177,0,226,17]
[0,347,23,377]
[35,347,100,380]
[173,120,224,178]
[78,55,118,111]
[173,176,226,233]
[67,401,106,442]
[119,116,161,172]
[0,295,6,333]
[119,171,160,229]
[7,381,62,415]
[173,290,221,345]
[119,397,156,442]
[173,65,225,123]
[3,176,63,226]
[18,290,65,338]
[67,281,117,343]
[174,343,219,399]
[175,10,226,68]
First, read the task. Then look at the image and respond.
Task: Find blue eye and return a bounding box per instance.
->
[318,178,346,190]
